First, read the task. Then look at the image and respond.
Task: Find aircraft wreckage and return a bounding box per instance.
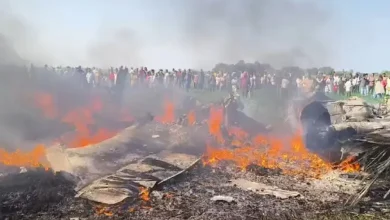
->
[1,91,390,219]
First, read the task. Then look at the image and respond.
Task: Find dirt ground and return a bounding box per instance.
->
[1,162,389,220]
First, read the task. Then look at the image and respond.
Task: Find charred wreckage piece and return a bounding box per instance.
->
[48,97,267,205]
[289,92,390,205]
[1,94,390,219]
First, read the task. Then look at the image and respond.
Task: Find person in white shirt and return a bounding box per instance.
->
[344,78,352,97]
[231,77,238,94]
[352,76,359,93]
[296,77,302,88]
[281,76,290,99]
[86,71,93,85]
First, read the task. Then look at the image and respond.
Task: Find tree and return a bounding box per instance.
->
[318,66,334,75]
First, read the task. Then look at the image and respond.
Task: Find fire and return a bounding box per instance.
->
[187,110,196,125]
[61,103,120,148]
[33,92,132,148]
[95,205,114,217]
[155,100,175,124]
[336,156,361,173]
[208,106,224,144]
[120,107,135,122]
[63,128,118,148]
[203,108,360,178]
[33,92,58,119]
[139,187,150,201]
[23,91,361,179]
[229,126,249,142]
[0,144,50,169]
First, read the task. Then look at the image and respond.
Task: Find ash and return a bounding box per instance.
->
[2,163,382,220]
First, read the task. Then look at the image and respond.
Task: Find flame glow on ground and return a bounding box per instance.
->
[203,106,360,178]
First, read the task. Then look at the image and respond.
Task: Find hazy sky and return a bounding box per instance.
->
[1,0,389,72]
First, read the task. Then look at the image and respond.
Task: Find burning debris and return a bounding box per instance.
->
[1,87,390,220]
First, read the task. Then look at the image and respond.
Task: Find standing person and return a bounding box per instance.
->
[185,69,192,92]
[76,66,87,89]
[325,75,332,93]
[368,73,375,95]
[131,69,138,88]
[231,76,238,94]
[182,69,187,89]
[138,67,146,86]
[164,69,170,88]
[382,74,387,94]
[115,66,127,103]
[316,74,326,93]
[199,69,205,90]
[109,68,116,89]
[240,72,249,98]
[386,75,390,95]
[345,78,352,97]
[86,69,93,88]
[216,72,221,91]
[374,75,385,99]
[281,74,290,99]
[176,69,182,88]
[333,74,340,93]
[339,77,345,96]
[248,72,255,97]
[352,75,359,94]
[193,72,199,89]
[209,74,216,92]
[359,74,368,96]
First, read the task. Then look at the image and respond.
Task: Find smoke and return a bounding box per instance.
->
[86,27,143,68]
[84,0,336,69]
[1,0,336,69]
[0,4,53,66]
[172,0,336,69]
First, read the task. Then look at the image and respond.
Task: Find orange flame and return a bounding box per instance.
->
[59,97,123,148]
[0,144,50,169]
[203,112,360,178]
[208,106,224,144]
[336,156,361,173]
[31,91,134,148]
[95,205,114,217]
[188,110,196,125]
[33,92,58,119]
[155,100,175,124]
[139,187,150,201]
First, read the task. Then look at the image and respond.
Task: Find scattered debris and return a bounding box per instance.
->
[246,164,282,176]
[19,167,27,173]
[76,153,201,204]
[210,195,235,203]
[229,178,301,199]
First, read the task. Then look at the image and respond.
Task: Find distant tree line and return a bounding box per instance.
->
[212,60,390,77]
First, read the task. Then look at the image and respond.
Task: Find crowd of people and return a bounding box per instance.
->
[28,65,297,99]
[315,73,390,99]
[26,64,390,102]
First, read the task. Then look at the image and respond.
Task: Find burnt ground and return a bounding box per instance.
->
[0,164,390,220]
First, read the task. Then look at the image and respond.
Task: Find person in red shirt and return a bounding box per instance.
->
[109,68,116,88]
[382,75,387,91]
